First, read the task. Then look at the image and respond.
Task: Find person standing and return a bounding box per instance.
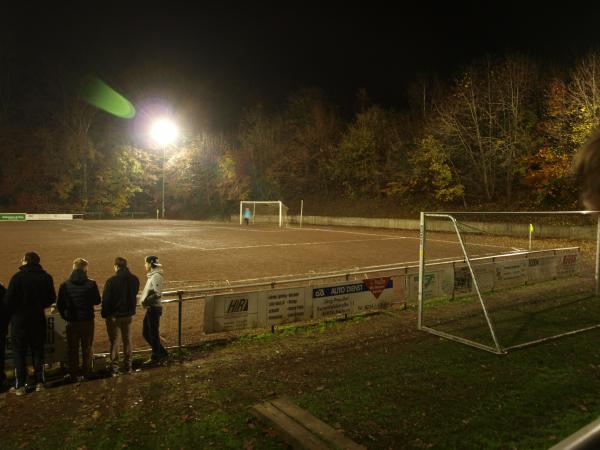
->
[56,258,101,382]
[0,280,8,391]
[101,257,139,376]
[140,255,168,366]
[4,252,56,395]
[243,207,252,225]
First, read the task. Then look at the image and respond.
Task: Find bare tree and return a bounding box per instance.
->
[567,51,600,146]
[435,66,498,201]
[494,55,538,200]
[432,55,538,202]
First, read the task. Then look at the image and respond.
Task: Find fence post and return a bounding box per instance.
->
[418,212,426,330]
[177,291,183,349]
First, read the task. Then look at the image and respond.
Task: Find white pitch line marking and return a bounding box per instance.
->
[60,222,208,250]
[288,226,513,251]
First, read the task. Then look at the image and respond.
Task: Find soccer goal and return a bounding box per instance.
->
[417,211,600,354]
[239,201,289,227]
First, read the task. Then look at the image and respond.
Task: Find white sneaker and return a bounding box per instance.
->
[35,383,45,392]
[10,386,26,396]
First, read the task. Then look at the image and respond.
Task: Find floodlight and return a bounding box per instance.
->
[150,118,178,146]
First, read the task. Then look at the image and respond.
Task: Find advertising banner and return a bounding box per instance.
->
[406,265,454,301]
[555,249,581,277]
[494,259,528,288]
[453,263,496,294]
[527,255,558,282]
[0,213,26,221]
[312,277,394,319]
[258,288,309,327]
[25,214,74,221]
[203,292,259,333]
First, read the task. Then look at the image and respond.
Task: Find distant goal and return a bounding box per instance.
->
[240,201,289,227]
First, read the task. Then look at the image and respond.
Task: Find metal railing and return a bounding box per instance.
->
[89,263,412,356]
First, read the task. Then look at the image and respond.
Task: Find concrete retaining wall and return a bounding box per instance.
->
[290,215,597,240]
[231,213,597,240]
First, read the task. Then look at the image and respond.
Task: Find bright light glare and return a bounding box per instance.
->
[150,119,178,146]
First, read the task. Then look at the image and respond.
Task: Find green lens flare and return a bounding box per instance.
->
[80,76,136,118]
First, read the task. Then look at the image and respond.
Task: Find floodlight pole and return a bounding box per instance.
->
[161,146,166,219]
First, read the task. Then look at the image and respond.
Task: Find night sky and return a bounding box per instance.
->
[5,2,600,129]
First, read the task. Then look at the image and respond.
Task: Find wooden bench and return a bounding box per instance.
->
[251,397,366,450]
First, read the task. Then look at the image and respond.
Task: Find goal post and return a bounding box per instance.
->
[240,201,288,227]
[418,211,600,354]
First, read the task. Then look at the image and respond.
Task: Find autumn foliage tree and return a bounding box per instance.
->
[3,52,600,217]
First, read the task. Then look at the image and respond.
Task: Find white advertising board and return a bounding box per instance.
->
[473,263,500,292]
[555,249,581,277]
[527,255,558,282]
[26,214,74,221]
[406,265,454,301]
[453,262,496,294]
[203,287,310,333]
[258,288,309,327]
[311,277,394,319]
[203,292,259,333]
[494,259,528,288]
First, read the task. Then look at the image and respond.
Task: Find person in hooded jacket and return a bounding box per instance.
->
[57,258,101,381]
[4,251,56,395]
[101,257,139,376]
[140,255,168,365]
[0,280,8,390]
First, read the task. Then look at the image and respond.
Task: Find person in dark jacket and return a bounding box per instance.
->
[4,251,56,395]
[0,281,8,390]
[57,258,101,381]
[101,256,139,376]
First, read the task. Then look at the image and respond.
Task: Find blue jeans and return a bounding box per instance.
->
[143,307,167,360]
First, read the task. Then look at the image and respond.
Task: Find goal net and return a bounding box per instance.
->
[239,201,288,227]
[417,211,600,354]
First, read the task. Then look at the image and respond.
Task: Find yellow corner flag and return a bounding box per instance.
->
[529,223,534,233]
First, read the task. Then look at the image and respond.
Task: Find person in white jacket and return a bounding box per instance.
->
[140,255,168,365]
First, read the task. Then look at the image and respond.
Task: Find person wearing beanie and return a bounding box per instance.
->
[140,255,168,366]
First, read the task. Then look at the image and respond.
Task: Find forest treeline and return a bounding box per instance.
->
[1,51,599,218]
